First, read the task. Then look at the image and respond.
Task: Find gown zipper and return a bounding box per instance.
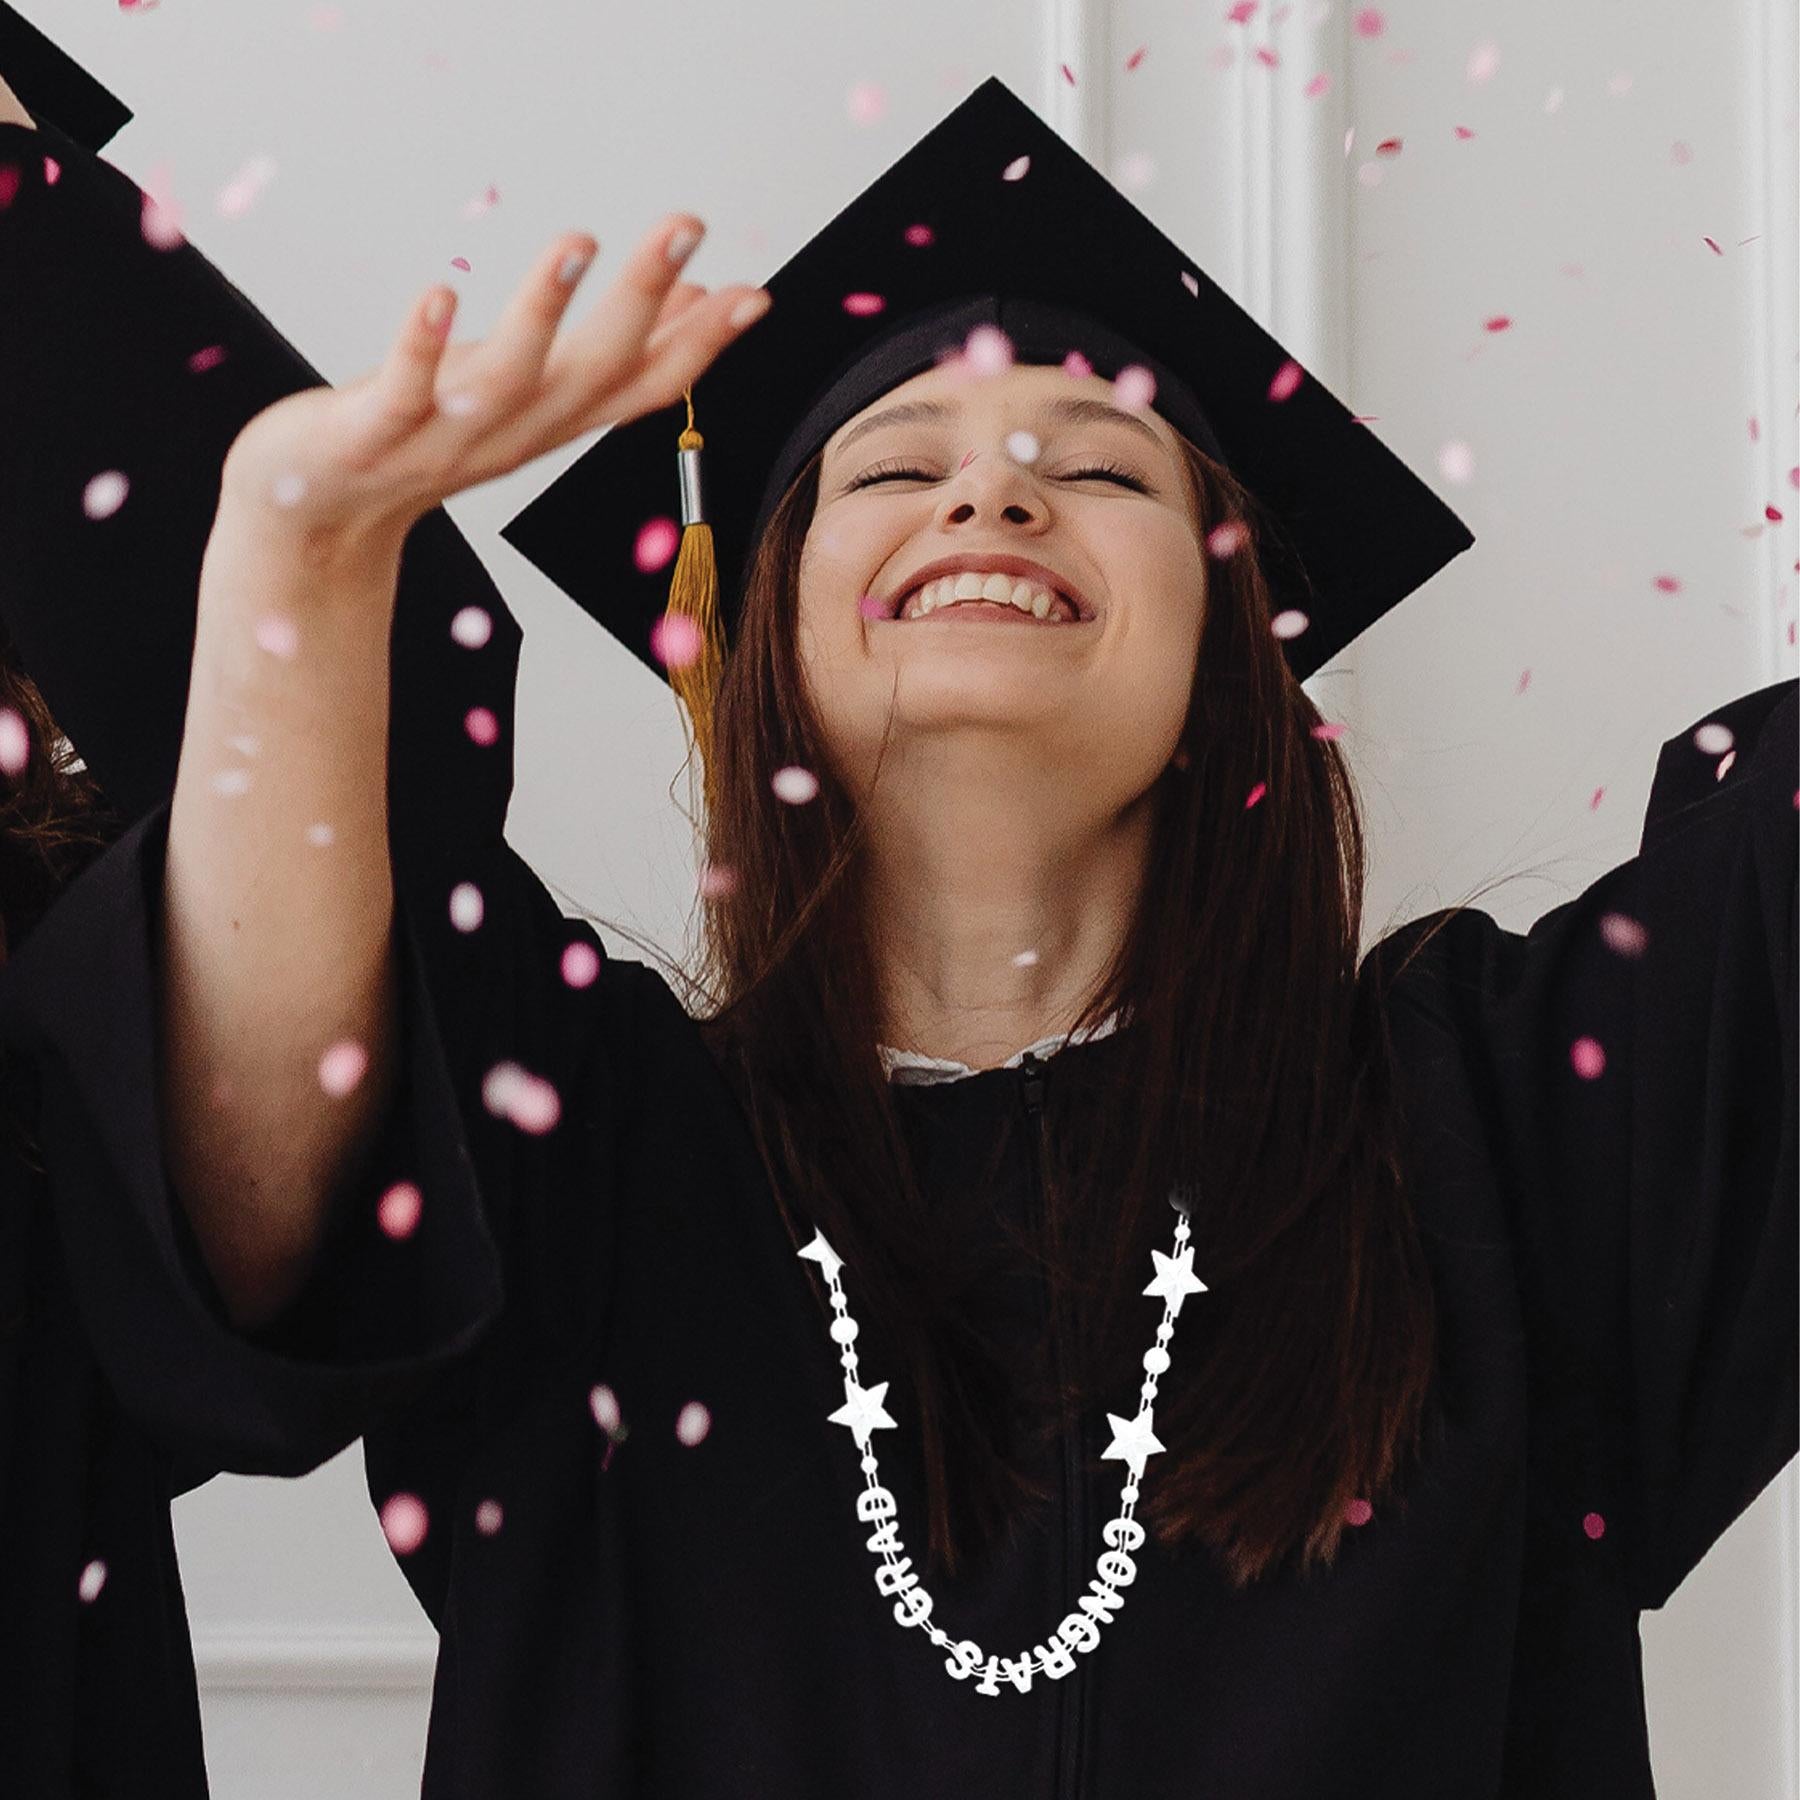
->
[1018,1051,1084,1799]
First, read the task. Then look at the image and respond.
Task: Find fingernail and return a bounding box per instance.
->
[665,222,704,265]
[729,290,771,329]
[557,249,592,287]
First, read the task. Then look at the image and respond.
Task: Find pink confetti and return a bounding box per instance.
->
[308,4,344,26]
[255,614,300,659]
[1344,1497,1374,1526]
[1061,350,1093,381]
[1702,236,1722,256]
[1466,41,1500,85]
[1483,315,1512,333]
[1180,270,1200,296]
[962,324,1014,377]
[1113,365,1156,412]
[1227,0,1259,21]
[1714,749,1736,781]
[634,516,680,574]
[651,611,702,669]
[82,471,130,521]
[1060,63,1077,87]
[1600,912,1648,957]
[1516,668,1532,695]
[1207,520,1250,558]
[1268,359,1303,402]
[0,165,19,212]
[1765,504,1783,523]
[140,179,184,251]
[1670,141,1693,166]
[1569,1037,1606,1080]
[772,765,820,805]
[1582,1511,1606,1541]
[1438,441,1475,483]
[1692,720,1734,755]
[1588,787,1605,811]
[380,1493,430,1556]
[1788,466,1799,490]
[842,292,886,317]
[698,861,739,900]
[377,1181,423,1240]
[0,708,29,777]
[188,344,228,374]
[1125,46,1148,72]
[464,706,499,746]
[561,941,601,989]
[449,882,485,932]
[1303,73,1332,99]
[474,1498,504,1536]
[1376,136,1403,157]
[42,156,59,185]
[1245,782,1268,809]
[1255,47,1280,69]
[78,1560,108,1603]
[1271,609,1310,640]
[216,156,276,220]
[450,255,472,272]
[1310,722,1345,742]
[460,184,501,219]
[858,594,888,621]
[903,223,934,247]
[846,81,888,125]
[319,1040,370,1097]
[1002,154,1031,182]
[1352,7,1386,36]
[450,605,492,649]
[675,1401,712,1447]
[589,1383,623,1435]
[1652,573,1682,593]
[482,1061,562,1134]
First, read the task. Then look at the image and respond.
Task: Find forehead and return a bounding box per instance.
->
[821,360,1183,463]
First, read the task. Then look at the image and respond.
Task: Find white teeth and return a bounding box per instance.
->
[902,571,1073,620]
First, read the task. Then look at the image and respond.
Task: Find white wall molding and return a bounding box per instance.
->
[193,1628,437,1694]
[1042,0,1111,163]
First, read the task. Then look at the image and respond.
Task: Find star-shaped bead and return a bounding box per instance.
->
[828,1377,897,1449]
[797,1230,844,1283]
[1143,1244,1207,1315]
[1102,1408,1166,1480]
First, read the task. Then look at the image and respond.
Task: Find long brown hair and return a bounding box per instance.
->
[644,433,1441,1591]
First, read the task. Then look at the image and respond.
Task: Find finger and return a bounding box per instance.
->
[344,285,457,461]
[538,277,704,398]
[447,230,599,415]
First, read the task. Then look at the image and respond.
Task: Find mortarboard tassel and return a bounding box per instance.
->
[665,385,727,819]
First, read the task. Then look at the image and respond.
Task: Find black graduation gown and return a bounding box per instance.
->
[1,113,1796,1800]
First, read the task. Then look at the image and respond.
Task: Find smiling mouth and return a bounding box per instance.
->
[884,599,1090,626]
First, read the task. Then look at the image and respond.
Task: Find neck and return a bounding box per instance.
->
[861,752,1153,1071]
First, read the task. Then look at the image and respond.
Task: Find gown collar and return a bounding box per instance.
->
[878,1008,1129,1086]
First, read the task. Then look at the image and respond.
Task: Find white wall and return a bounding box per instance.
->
[15,0,1794,1793]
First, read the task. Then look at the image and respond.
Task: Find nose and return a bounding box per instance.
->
[937,453,1046,529]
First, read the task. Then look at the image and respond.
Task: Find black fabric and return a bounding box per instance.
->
[0,2,131,153]
[498,76,1476,685]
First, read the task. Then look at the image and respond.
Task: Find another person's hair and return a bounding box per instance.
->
[643,433,1439,1591]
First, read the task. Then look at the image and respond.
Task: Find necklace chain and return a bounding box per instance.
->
[797,1196,1207,1694]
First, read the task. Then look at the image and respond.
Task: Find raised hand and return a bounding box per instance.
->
[217,212,769,549]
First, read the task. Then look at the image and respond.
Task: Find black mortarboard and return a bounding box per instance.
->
[499,75,1474,777]
[0,4,131,150]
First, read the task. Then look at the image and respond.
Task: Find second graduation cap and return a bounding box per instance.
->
[501,75,1474,722]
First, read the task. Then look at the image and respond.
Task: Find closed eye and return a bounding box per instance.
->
[846,458,1150,493]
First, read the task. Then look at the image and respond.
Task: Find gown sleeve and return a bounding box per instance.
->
[1370,677,1797,1611]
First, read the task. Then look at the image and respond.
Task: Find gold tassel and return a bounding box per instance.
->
[663,385,727,820]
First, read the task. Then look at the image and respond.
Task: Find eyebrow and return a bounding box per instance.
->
[830,394,1170,461]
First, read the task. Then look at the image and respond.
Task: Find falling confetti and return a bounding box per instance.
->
[1569,1037,1606,1080]
[78,1560,108,1604]
[82,471,130,521]
[482,1061,562,1134]
[0,166,19,212]
[1352,7,1385,36]
[858,594,887,621]
[271,472,307,508]
[634,517,680,574]
[450,256,472,272]
[1582,1512,1606,1541]
[698,861,738,899]
[1060,63,1077,87]
[1113,365,1156,412]
[1303,73,1332,99]
[306,823,335,848]
[675,1401,713,1447]
[1599,912,1648,957]
[842,292,886,317]
[319,1040,370,1097]
[561,941,601,989]
[964,325,1014,377]
[0,708,29,777]
[1466,41,1501,85]
[1207,521,1249,558]
[1255,47,1280,69]
[1454,125,1476,140]
[188,344,228,373]
[1606,72,1633,98]
[1483,315,1512,334]
[1692,721,1734,755]
[216,156,277,220]
[255,614,300,659]
[377,1181,423,1240]
[1271,609,1310,640]
[1005,430,1041,464]
[449,882,485,933]
[460,184,501,219]
[1180,270,1201,296]
[1344,1497,1373,1525]
[380,1493,430,1556]
[1125,46,1148,71]
[450,605,493,649]
[589,1384,623,1435]
[1701,236,1723,256]
[1515,669,1532,695]
[847,81,888,124]
[210,769,252,798]
[903,223,934,247]
[1653,574,1682,593]
[474,1499,505,1536]
[1310,722,1345,741]
[772,765,820,805]
[1227,0,1259,21]
[140,177,184,250]
[1376,137,1403,157]
[1714,749,1736,781]
[1268,360,1303,402]
[1438,441,1475,483]
[1244,782,1268,809]
[464,706,500,746]
[1002,154,1031,182]
[1589,787,1606,812]
[1670,141,1693,166]
[650,610,701,670]
[1062,350,1093,380]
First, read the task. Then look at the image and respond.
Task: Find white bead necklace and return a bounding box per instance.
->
[796,1196,1208,1694]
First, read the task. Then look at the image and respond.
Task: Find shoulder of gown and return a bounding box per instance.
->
[1365,677,1796,1609]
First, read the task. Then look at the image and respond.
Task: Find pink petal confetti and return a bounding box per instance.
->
[772,765,820,805]
[254,614,299,659]
[1244,781,1268,809]
[1589,787,1606,811]
[1702,236,1723,256]
[474,1498,505,1536]
[82,471,130,521]
[449,882,485,932]
[1117,151,1157,191]
[140,178,185,251]
[561,940,601,988]
[1210,44,1237,72]
[963,324,1015,377]
[319,1039,370,1097]
[450,255,472,272]
[1670,141,1693,166]
[1352,7,1386,36]
[1600,911,1648,957]
[589,1383,623,1435]
[698,860,739,899]
[633,516,680,574]
[675,1401,713,1446]
[1002,154,1031,182]
[846,81,888,125]
[380,1493,430,1556]
[1483,315,1512,333]
[1271,609,1310,640]
[1653,573,1682,593]
[1767,505,1784,523]
[1376,136,1403,157]
[1357,162,1385,189]
[651,611,702,669]
[858,594,888,621]
[78,1560,108,1603]
[187,344,228,374]
[1516,668,1532,694]
[1255,47,1280,69]
[1125,46,1148,72]
[460,184,501,219]
[1454,125,1476,140]
[1438,441,1475,483]
[306,822,335,848]
[450,605,493,649]
[1303,73,1332,99]
[1714,749,1736,781]
[1227,0,1259,21]
[1344,1497,1374,1525]
[377,1181,423,1240]
[0,708,29,777]
[1310,721,1345,741]
[482,1061,562,1134]
[1207,521,1250,558]
[1569,1037,1606,1080]
[1466,41,1501,85]
[42,156,59,185]
[0,165,19,212]
[1060,63,1077,87]
[1180,270,1200,296]
[1582,1511,1606,1541]
[842,291,886,317]
[1692,720,1734,755]
[1268,359,1303,402]
[464,705,500,746]
[1112,365,1156,412]
[216,156,276,220]
[903,223,934,247]
[1061,350,1094,381]
[1788,466,1799,490]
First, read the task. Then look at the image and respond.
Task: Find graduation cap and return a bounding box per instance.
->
[500,75,1474,781]
[0,3,132,150]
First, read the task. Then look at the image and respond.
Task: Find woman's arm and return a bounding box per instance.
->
[0,69,32,127]
[163,214,770,1329]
